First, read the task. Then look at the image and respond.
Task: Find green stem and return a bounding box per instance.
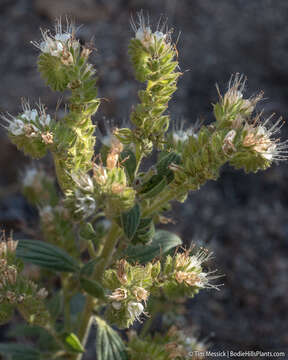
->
[61,275,72,332]
[142,189,176,217]
[140,301,162,337]
[134,144,143,176]
[75,222,121,353]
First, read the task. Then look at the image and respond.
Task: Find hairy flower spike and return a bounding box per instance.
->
[103,260,155,328]
[129,12,180,149]
[159,248,221,299]
[230,114,288,172]
[31,18,79,60]
[132,13,171,50]
[1,101,52,137]
[214,73,263,128]
[1,101,54,158]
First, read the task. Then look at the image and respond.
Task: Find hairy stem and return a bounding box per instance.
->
[142,189,176,217]
[75,222,121,354]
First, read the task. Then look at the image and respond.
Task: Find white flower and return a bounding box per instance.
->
[32,18,79,58]
[1,101,52,138]
[40,205,53,216]
[112,301,122,310]
[186,249,213,272]
[135,26,152,42]
[242,116,288,162]
[172,128,194,144]
[71,172,94,193]
[39,205,54,223]
[97,117,129,148]
[8,118,25,136]
[153,31,166,42]
[74,190,96,218]
[131,12,171,50]
[171,119,199,145]
[22,167,38,187]
[127,301,144,322]
[20,109,38,122]
[39,114,51,127]
[218,73,263,116]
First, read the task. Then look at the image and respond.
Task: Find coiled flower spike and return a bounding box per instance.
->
[31,18,79,63]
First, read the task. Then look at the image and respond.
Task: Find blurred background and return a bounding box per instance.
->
[1,0,288,356]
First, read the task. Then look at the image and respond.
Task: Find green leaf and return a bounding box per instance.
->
[119,148,137,182]
[62,332,85,353]
[121,203,141,240]
[70,293,85,318]
[80,277,105,299]
[131,217,155,245]
[0,344,40,360]
[47,291,63,321]
[79,222,97,241]
[156,152,181,176]
[126,230,182,264]
[95,317,128,360]
[81,258,100,277]
[139,176,167,199]
[16,239,79,273]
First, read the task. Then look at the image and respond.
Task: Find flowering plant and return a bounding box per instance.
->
[0,14,286,360]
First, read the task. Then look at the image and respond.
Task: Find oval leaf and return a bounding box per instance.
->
[131,217,155,245]
[79,222,97,241]
[121,203,141,240]
[126,230,182,264]
[80,277,105,299]
[119,148,136,182]
[156,152,180,176]
[16,239,79,273]
[81,258,100,277]
[95,317,127,360]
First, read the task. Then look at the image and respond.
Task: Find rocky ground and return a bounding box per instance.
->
[1,0,288,358]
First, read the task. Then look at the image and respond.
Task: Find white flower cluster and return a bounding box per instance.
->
[132,13,170,50]
[70,172,97,218]
[174,249,221,291]
[22,167,39,187]
[242,116,288,162]
[32,19,79,58]
[1,103,52,137]
[111,299,145,323]
[127,301,144,322]
[171,119,199,146]
[135,26,166,48]
[74,189,97,218]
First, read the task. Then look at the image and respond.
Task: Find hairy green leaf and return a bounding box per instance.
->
[121,203,141,240]
[80,277,105,299]
[95,317,128,360]
[16,239,79,273]
[131,217,155,245]
[119,148,137,182]
[126,230,182,264]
